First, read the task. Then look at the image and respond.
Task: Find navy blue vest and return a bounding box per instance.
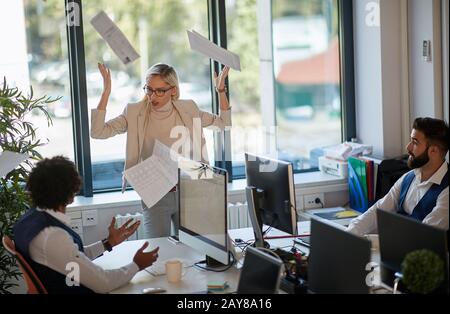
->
[13,209,95,294]
[397,166,449,221]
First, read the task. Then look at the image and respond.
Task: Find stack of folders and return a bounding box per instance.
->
[348,156,382,213]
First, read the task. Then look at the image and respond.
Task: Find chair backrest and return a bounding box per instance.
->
[2,235,48,294]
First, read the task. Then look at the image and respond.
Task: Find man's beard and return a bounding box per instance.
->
[407,148,430,169]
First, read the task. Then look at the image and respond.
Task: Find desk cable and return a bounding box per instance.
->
[234,240,255,253]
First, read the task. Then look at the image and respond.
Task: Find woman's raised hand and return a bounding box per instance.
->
[214,66,230,92]
[98,63,111,97]
[214,66,231,111]
[97,63,111,110]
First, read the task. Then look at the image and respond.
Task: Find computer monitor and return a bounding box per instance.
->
[237,246,284,294]
[377,209,449,293]
[178,158,229,266]
[308,218,371,294]
[245,153,297,246]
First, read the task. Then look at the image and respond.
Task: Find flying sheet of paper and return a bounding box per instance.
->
[124,141,178,208]
[0,151,29,178]
[90,11,140,65]
[187,29,241,71]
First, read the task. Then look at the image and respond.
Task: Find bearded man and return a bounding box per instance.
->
[347,117,449,235]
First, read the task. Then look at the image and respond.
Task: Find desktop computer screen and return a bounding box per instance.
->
[245,153,297,240]
[237,246,284,294]
[377,209,449,293]
[308,218,371,294]
[178,158,229,265]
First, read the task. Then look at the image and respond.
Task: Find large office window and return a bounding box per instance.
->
[1,0,354,195]
[80,1,211,191]
[226,0,343,176]
[273,0,342,171]
[0,0,74,160]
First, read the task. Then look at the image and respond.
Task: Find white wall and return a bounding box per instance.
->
[408,0,443,119]
[354,0,383,156]
[354,0,403,158]
[442,0,449,123]
[379,0,403,157]
[354,0,446,158]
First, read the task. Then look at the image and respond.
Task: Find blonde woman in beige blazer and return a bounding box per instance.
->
[91,63,232,238]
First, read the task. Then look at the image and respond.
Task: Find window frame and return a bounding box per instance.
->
[66,0,93,196]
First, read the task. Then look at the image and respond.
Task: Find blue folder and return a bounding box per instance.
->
[348,157,369,213]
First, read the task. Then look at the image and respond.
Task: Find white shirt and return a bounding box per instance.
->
[347,162,449,236]
[28,209,139,293]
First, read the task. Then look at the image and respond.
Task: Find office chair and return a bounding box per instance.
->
[2,235,48,294]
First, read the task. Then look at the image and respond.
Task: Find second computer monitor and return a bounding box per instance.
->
[377,209,449,293]
[245,153,297,235]
[308,218,371,294]
[178,158,229,265]
[237,246,284,294]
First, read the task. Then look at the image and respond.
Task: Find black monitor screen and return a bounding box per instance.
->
[308,218,371,294]
[237,246,283,294]
[245,153,297,235]
[377,209,448,293]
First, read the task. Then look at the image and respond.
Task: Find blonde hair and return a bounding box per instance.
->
[143,63,180,101]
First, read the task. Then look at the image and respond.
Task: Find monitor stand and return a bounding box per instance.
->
[246,186,270,249]
[206,255,227,267]
[251,240,271,249]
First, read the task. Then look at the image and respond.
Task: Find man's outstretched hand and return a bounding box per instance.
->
[107,217,141,247]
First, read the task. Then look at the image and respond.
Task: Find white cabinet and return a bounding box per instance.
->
[68,211,84,241]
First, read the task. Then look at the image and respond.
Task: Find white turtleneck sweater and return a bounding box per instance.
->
[141,100,184,160]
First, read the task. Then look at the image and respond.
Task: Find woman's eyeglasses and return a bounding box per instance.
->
[143,86,173,97]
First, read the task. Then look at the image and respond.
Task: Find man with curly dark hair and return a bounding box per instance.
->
[13,156,159,293]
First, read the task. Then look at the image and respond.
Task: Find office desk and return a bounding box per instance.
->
[94,238,241,294]
[94,221,387,294]
[93,221,310,294]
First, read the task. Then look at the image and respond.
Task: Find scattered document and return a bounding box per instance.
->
[124,141,178,208]
[0,151,29,178]
[323,142,373,161]
[187,30,241,71]
[90,11,140,65]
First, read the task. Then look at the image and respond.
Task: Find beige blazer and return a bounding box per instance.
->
[90,99,232,192]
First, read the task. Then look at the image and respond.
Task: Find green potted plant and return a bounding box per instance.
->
[0,77,58,293]
[395,249,446,294]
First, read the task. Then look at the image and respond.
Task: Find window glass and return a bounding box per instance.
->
[226,0,263,177]
[273,0,342,170]
[0,0,74,160]
[82,1,211,190]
